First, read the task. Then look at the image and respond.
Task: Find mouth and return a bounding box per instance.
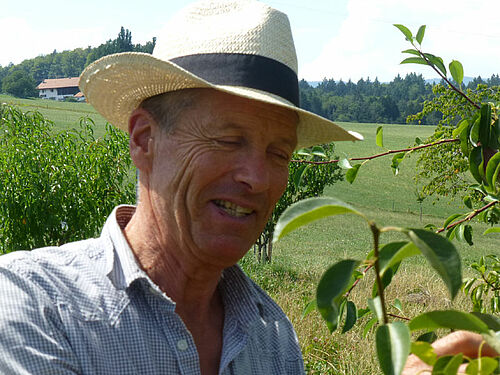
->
[213,199,254,218]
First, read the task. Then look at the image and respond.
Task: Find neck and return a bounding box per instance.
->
[123,200,225,315]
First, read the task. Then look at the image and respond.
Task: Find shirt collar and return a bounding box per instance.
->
[102,205,150,290]
[101,205,265,324]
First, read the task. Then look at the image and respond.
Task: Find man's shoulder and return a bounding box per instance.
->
[0,236,113,303]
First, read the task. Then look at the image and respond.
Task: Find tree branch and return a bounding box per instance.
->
[414,45,481,110]
[292,138,459,165]
[436,200,499,233]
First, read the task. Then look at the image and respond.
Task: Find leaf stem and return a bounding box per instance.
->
[370,221,389,325]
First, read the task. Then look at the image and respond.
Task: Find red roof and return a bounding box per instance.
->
[37,77,80,90]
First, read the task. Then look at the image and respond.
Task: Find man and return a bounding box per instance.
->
[0,1,495,374]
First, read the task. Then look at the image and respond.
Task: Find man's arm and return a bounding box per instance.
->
[403,331,499,374]
[0,264,81,374]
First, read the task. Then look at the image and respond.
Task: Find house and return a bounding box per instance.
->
[36,77,84,101]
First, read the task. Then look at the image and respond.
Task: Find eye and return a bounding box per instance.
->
[215,137,242,147]
[269,148,291,163]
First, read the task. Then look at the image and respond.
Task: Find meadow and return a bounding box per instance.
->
[3,95,499,373]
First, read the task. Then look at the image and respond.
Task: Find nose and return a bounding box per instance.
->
[233,150,270,193]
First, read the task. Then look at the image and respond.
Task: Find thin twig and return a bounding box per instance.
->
[388,313,411,321]
[480,272,500,292]
[291,139,459,165]
[415,46,481,110]
[436,200,499,233]
[345,264,373,298]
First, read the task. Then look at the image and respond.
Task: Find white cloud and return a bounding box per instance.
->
[300,0,500,82]
[0,17,108,67]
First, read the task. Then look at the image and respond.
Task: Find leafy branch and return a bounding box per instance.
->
[291,138,458,165]
[394,24,480,110]
[437,200,499,233]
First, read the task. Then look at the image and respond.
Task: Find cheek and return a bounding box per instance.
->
[271,166,290,201]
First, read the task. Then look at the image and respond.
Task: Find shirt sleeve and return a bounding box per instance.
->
[0,264,82,374]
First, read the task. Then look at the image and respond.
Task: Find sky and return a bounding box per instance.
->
[1,0,499,83]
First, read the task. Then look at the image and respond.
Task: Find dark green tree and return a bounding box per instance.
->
[2,70,36,98]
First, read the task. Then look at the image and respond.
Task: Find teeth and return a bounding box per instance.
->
[214,200,253,217]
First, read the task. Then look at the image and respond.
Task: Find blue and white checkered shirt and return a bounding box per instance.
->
[0,205,304,374]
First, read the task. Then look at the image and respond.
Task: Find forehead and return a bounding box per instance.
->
[186,89,298,139]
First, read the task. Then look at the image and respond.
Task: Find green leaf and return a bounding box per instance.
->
[368,296,385,323]
[479,104,492,147]
[433,354,463,375]
[409,310,489,333]
[483,227,500,235]
[485,151,500,189]
[405,229,462,299]
[470,312,500,331]
[411,341,437,366]
[292,164,308,189]
[316,259,360,332]
[392,298,402,312]
[346,164,361,184]
[376,126,384,148]
[453,118,469,138]
[481,330,500,354]
[463,196,473,209]
[342,300,357,333]
[302,299,317,318]
[402,49,420,56]
[400,57,427,65]
[449,60,464,86]
[296,149,310,157]
[424,53,447,76]
[416,331,438,343]
[273,197,364,242]
[443,213,463,229]
[470,115,481,147]
[311,145,327,158]
[378,241,420,275]
[376,322,411,375]
[415,137,423,145]
[416,25,426,44]
[464,224,473,246]
[465,357,498,375]
[469,147,485,184]
[391,152,406,176]
[363,316,378,337]
[394,24,413,41]
[339,158,352,169]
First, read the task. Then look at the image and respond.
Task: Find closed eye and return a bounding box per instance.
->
[215,137,243,146]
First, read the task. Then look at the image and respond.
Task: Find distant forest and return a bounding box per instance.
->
[1,27,499,125]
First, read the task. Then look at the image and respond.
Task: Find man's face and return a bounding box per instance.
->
[147,89,298,267]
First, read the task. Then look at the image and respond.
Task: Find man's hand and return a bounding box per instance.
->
[403,331,499,374]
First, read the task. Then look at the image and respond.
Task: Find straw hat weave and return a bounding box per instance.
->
[80,0,362,148]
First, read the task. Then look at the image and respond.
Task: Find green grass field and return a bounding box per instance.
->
[0,94,108,135]
[3,95,499,373]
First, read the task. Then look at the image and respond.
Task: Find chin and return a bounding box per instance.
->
[201,237,254,265]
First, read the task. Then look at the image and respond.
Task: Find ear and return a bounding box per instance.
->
[128,108,156,173]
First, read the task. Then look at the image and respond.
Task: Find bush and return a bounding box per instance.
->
[0,104,135,253]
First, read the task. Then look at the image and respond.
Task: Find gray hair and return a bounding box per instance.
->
[138,89,204,133]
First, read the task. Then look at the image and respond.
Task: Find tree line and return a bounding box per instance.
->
[0,27,155,98]
[1,27,499,125]
[300,74,500,125]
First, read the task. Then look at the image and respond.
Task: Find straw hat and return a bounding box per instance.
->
[79,0,362,149]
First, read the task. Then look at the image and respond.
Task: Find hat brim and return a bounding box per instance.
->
[80,52,362,149]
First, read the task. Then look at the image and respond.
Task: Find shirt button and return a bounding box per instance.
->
[177,339,188,351]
